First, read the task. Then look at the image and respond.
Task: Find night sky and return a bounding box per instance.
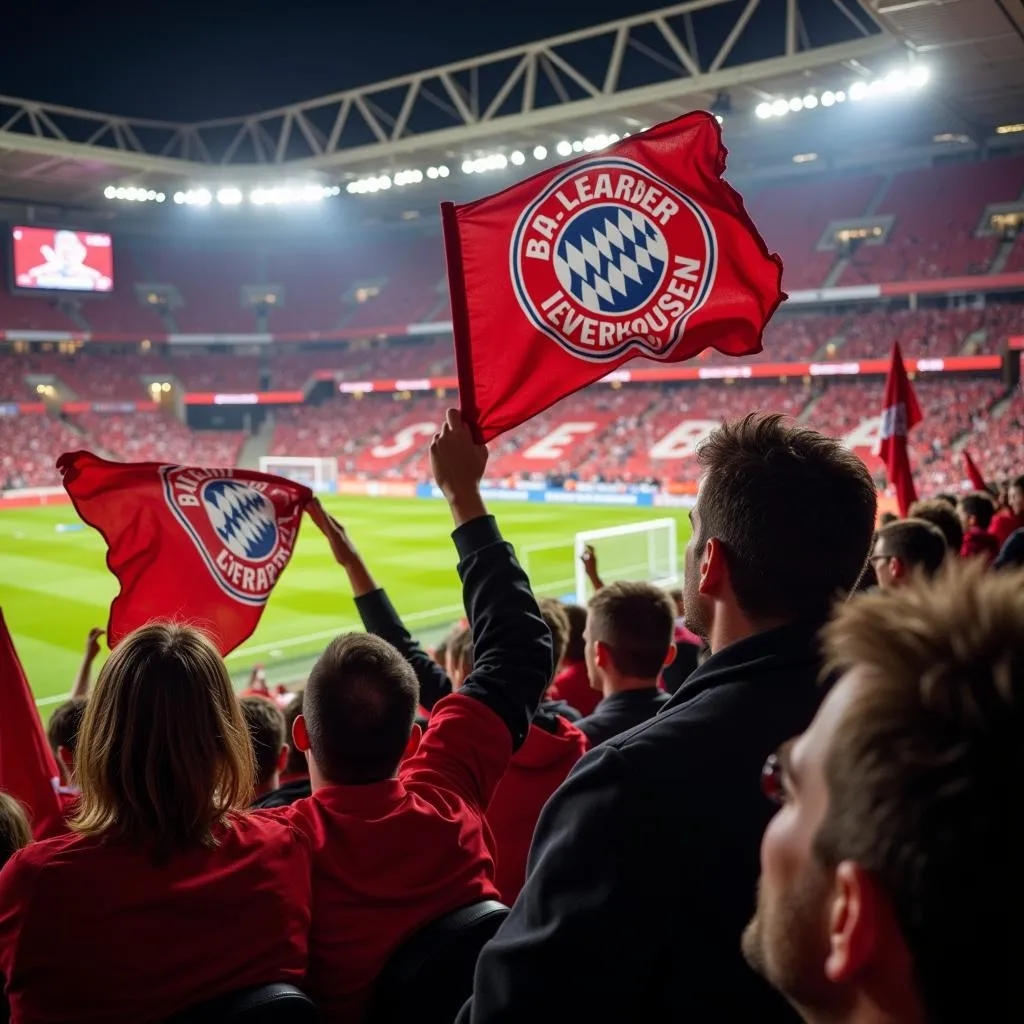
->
[1,0,660,121]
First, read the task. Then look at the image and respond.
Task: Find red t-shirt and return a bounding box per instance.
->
[0,816,312,1024]
[961,527,1001,565]
[548,660,600,716]
[991,510,1021,548]
[264,692,511,1022]
[487,717,588,904]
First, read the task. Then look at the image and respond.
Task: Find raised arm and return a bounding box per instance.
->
[430,409,553,749]
[70,628,104,699]
[307,499,453,709]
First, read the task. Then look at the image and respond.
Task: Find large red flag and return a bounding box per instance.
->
[58,452,312,655]
[442,111,784,441]
[0,609,64,839]
[961,450,988,492]
[878,342,922,517]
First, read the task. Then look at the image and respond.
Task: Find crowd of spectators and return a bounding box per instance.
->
[3,411,1019,1023]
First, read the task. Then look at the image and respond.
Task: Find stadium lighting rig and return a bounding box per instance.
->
[754,66,930,121]
[103,186,166,203]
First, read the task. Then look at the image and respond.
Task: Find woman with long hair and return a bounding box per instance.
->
[0,623,311,1023]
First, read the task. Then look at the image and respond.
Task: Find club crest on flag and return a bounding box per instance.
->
[161,467,302,606]
[510,157,717,362]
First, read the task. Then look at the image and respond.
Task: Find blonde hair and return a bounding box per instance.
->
[0,792,32,867]
[72,623,254,858]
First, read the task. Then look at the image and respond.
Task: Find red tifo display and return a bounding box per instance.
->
[442,111,784,441]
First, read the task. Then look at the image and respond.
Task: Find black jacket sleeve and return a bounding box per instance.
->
[458,744,666,1021]
[354,589,453,711]
[452,514,552,750]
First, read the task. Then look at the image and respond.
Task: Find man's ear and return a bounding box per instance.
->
[594,640,613,670]
[276,744,290,774]
[402,723,423,761]
[698,537,727,595]
[662,643,677,669]
[292,714,310,753]
[825,861,878,984]
[890,556,906,581]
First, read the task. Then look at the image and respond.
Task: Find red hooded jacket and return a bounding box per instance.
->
[486,714,588,904]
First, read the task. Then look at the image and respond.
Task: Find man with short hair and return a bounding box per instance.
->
[46,698,88,787]
[908,497,963,553]
[957,491,1000,563]
[868,518,947,590]
[239,696,288,804]
[742,562,1022,1024]
[252,690,312,809]
[265,410,553,1020]
[462,414,877,1023]
[576,582,675,747]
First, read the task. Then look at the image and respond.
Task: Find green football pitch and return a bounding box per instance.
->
[0,496,691,715]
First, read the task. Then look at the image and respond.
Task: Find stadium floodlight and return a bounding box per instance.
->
[556,140,572,156]
[608,133,620,142]
[437,165,449,177]
[868,79,885,97]
[755,102,773,119]
[426,166,439,179]
[461,158,475,174]
[156,192,166,202]
[103,186,117,199]
[510,150,525,166]
[770,99,789,117]
[802,94,818,109]
[173,191,186,204]
[884,70,907,92]
[571,140,584,152]
[788,97,803,112]
[792,152,818,163]
[908,65,929,88]
[820,91,836,108]
[835,90,847,103]
[533,145,547,160]
[849,80,869,101]
[217,187,243,205]
[376,175,392,190]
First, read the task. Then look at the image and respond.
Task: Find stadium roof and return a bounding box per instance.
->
[0,0,1021,211]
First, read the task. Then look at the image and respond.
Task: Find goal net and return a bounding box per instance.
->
[521,518,679,605]
[258,455,338,493]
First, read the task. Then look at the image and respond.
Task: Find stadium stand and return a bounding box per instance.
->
[75,411,244,467]
[0,415,83,489]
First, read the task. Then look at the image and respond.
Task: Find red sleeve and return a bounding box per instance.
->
[0,847,42,988]
[401,693,513,811]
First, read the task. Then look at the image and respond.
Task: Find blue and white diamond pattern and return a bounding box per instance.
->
[202,480,278,562]
[554,205,669,315]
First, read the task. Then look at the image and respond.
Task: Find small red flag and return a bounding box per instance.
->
[961,450,988,492]
[442,111,784,441]
[58,452,312,655]
[0,609,64,839]
[878,342,922,517]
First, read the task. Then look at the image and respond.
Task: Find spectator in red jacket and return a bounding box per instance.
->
[548,603,600,716]
[958,491,1000,564]
[0,623,313,1024]
[240,695,289,805]
[991,474,1023,546]
[0,793,31,870]
[265,410,554,1020]
[744,562,1022,1024]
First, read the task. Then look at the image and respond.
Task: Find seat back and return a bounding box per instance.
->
[164,983,316,1023]
[368,899,509,1024]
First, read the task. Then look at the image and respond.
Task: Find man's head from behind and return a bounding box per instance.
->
[684,414,877,647]
[562,603,587,665]
[958,490,995,531]
[47,697,88,784]
[585,581,675,693]
[743,562,1024,1024]
[282,688,307,778]
[239,696,288,799]
[908,498,963,553]
[296,633,419,786]
[869,518,947,590]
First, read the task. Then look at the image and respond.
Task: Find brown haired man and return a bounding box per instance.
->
[576,581,676,747]
[868,518,947,590]
[463,414,877,1024]
[744,562,1022,1024]
[239,696,288,804]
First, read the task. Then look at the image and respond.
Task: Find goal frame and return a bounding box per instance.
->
[574,518,679,605]
[258,455,338,493]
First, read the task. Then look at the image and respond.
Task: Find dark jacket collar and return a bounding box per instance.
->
[596,687,666,712]
[664,620,825,712]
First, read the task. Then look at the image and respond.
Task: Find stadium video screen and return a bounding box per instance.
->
[10,226,114,293]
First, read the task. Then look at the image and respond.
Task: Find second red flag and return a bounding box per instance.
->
[442,111,784,441]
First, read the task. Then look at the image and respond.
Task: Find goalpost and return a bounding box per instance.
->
[521,518,680,604]
[574,519,679,604]
[258,455,338,493]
